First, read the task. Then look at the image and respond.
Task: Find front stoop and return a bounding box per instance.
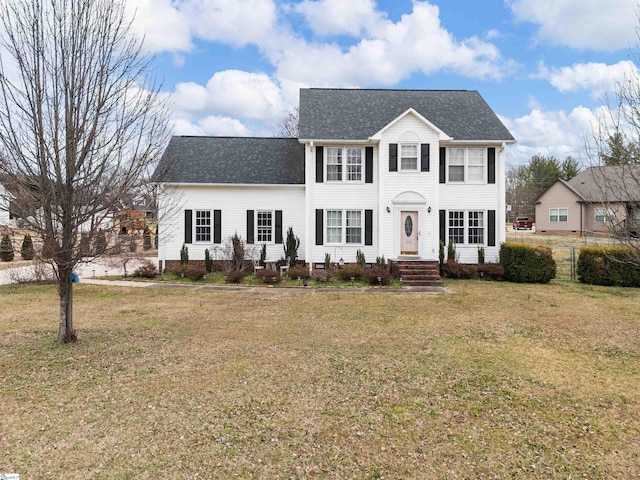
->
[394,260,442,287]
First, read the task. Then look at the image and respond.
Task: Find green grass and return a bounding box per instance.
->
[1,281,639,478]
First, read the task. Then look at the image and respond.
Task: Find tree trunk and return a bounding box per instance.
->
[57,270,76,344]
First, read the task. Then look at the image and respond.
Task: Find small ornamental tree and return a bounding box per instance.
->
[21,234,35,260]
[259,243,267,267]
[283,227,300,267]
[204,248,213,273]
[0,234,14,261]
[180,244,189,268]
[94,230,107,254]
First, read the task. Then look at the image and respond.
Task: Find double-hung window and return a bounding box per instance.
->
[448,148,486,183]
[327,147,363,182]
[448,148,465,182]
[549,208,568,222]
[195,210,211,242]
[400,144,418,171]
[326,210,342,243]
[468,211,484,244]
[346,148,362,181]
[448,210,485,245]
[326,209,363,244]
[448,211,465,244]
[326,147,343,181]
[257,211,273,242]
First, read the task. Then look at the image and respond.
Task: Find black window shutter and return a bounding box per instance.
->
[365,147,373,183]
[316,146,324,183]
[213,209,221,244]
[488,210,496,246]
[365,209,373,246]
[439,147,446,183]
[421,144,430,172]
[275,210,283,244]
[439,210,446,245]
[488,147,496,184]
[389,143,398,172]
[315,209,323,245]
[184,209,192,244]
[246,210,254,244]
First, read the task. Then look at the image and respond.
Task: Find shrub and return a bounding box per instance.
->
[184,264,206,281]
[78,234,91,256]
[324,252,331,270]
[204,248,213,273]
[256,268,280,284]
[500,243,556,284]
[478,262,504,281]
[287,264,309,280]
[447,239,457,261]
[364,266,391,286]
[259,244,267,267]
[165,263,184,277]
[133,259,157,278]
[336,263,365,281]
[283,227,300,267]
[20,234,35,260]
[389,261,400,279]
[577,246,640,287]
[129,235,137,252]
[477,246,485,265]
[226,270,247,284]
[375,255,386,268]
[356,249,366,267]
[311,269,334,283]
[0,234,14,261]
[180,244,189,268]
[443,260,478,279]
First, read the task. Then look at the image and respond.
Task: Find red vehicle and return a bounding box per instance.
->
[513,216,533,230]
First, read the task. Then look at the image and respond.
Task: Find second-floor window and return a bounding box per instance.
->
[400,144,418,171]
[448,148,486,183]
[326,147,363,182]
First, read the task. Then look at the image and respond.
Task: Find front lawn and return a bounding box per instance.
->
[1,281,639,478]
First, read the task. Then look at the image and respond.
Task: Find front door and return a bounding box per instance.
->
[400,211,418,255]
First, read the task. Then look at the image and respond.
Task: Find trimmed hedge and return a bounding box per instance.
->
[577,246,640,287]
[499,243,556,284]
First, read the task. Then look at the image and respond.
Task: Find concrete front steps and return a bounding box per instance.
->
[394,259,442,287]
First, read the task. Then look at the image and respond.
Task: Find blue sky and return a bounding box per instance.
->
[128,0,639,166]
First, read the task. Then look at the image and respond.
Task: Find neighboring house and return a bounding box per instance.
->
[0,182,14,226]
[153,88,516,271]
[534,166,640,236]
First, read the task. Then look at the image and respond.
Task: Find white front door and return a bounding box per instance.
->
[400,211,418,255]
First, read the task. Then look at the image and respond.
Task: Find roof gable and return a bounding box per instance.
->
[153,136,305,185]
[298,88,515,142]
[370,108,452,141]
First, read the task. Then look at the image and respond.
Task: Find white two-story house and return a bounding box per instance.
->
[154,88,515,274]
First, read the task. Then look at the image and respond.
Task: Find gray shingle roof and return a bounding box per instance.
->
[152,136,305,185]
[298,88,515,142]
[568,165,640,202]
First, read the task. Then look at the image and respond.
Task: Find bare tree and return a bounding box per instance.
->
[277,107,299,138]
[0,0,168,343]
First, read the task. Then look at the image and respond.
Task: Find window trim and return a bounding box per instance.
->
[194,209,212,243]
[325,208,364,245]
[446,147,487,184]
[256,210,274,244]
[594,207,615,223]
[325,146,364,183]
[549,207,568,222]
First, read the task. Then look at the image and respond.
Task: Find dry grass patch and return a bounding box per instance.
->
[1,281,639,478]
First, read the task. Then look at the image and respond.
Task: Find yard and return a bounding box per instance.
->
[1,280,639,478]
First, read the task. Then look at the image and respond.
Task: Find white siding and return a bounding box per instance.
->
[305,144,379,265]
[378,113,440,260]
[158,185,305,265]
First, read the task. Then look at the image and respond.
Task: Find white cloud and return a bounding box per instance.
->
[295,0,385,37]
[501,106,604,165]
[126,0,192,53]
[509,0,637,51]
[273,2,512,86]
[539,61,638,97]
[174,116,250,136]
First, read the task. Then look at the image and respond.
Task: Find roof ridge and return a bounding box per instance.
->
[304,88,473,92]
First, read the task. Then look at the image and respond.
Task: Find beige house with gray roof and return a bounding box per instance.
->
[535,166,640,236]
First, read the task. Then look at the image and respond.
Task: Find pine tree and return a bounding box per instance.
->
[20,234,35,260]
[0,234,14,261]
